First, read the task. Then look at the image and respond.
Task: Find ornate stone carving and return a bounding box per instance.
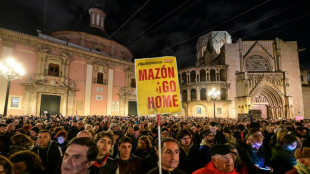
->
[236,73,245,81]
[245,55,271,71]
[254,94,268,103]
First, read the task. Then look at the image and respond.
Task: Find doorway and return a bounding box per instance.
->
[40,94,61,116]
[253,104,268,119]
[128,101,137,116]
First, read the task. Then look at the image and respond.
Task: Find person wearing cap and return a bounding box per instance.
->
[286,147,310,174]
[200,130,215,165]
[193,144,239,174]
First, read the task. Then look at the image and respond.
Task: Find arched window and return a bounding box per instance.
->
[97,72,103,84]
[210,69,216,81]
[131,78,136,88]
[220,69,226,81]
[200,88,207,100]
[221,88,227,100]
[191,89,196,101]
[200,69,206,82]
[182,90,187,102]
[182,72,187,84]
[48,63,60,77]
[190,70,196,82]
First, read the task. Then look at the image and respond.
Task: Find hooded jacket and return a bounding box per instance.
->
[193,161,239,174]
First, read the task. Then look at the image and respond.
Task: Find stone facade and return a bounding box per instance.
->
[0,28,136,116]
[179,31,305,119]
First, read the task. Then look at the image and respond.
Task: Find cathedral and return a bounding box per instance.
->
[178,31,305,119]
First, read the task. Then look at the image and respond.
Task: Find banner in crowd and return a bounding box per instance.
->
[135,56,182,116]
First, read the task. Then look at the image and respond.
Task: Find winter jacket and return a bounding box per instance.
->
[32,140,63,174]
[199,139,213,164]
[193,161,239,174]
[115,155,143,174]
[236,141,269,174]
[89,157,119,174]
[270,143,296,174]
[178,143,204,174]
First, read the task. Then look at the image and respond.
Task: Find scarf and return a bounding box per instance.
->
[93,154,109,168]
[295,161,310,174]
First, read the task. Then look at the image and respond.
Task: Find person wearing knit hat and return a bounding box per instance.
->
[286,147,310,174]
[200,130,215,165]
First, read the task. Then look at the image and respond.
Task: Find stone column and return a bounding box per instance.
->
[107,67,114,115]
[84,64,93,115]
[187,88,191,102]
[197,87,200,100]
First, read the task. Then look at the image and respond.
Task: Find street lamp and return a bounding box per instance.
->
[208,88,220,119]
[0,57,25,116]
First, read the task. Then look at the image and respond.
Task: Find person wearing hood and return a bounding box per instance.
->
[200,130,215,165]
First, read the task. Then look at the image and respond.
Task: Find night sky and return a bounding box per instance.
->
[0,0,309,69]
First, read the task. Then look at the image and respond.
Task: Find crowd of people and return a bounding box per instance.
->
[0,114,310,174]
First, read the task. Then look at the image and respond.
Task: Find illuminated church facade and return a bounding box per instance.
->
[178,31,305,119]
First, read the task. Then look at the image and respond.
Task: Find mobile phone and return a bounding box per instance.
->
[259,166,270,171]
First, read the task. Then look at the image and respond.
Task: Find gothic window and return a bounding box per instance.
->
[191,89,196,101]
[301,75,304,82]
[182,90,187,102]
[200,88,207,100]
[200,69,206,82]
[245,55,271,71]
[130,78,136,88]
[48,63,59,77]
[97,73,104,84]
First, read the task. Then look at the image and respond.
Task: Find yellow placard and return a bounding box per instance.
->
[135,56,182,116]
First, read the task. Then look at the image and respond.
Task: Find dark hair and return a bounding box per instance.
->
[237,124,245,131]
[155,137,179,150]
[11,133,34,147]
[118,136,132,145]
[94,131,114,145]
[134,126,140,131]
[9,150,44,173]
[223,127,231,134]
[68,137,98,162]
[210,122,217,127]
[38,129,51,137]
[279,134,298,148]
[296,127,306,133]
[137,135,153,150]
[161,128,168,132]
[0,155,14,174]
[177,128,192,140]
[0,124,7,128]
